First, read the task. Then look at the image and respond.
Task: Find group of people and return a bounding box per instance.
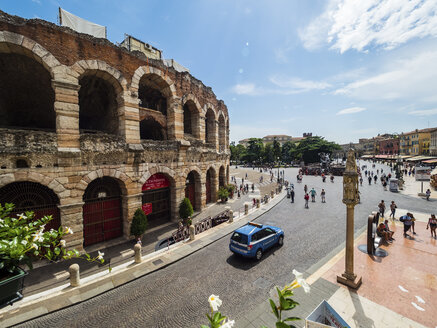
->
[377,199,437,239]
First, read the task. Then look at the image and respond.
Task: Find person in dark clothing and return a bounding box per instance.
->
[290,189,295,203]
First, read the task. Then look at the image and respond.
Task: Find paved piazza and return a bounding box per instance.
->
[17,161,436,328]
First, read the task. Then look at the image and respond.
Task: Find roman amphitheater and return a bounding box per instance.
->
[0,11,230,250]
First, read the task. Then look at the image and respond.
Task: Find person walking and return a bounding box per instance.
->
[389,201,397,220]
[374,175,378,184]
[290,189,295,203]
[304,193,309,208]
[310,188,317,202]
[359,176,363,186]
[427,214,437,238]
[368,176,372,185]
[425,189,431,201]
[378,200,386,218]
[400,213,414,238]
[304,184,308,194]
[321,189,326,203]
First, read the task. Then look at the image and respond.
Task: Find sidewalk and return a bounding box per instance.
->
[242,210,436,328]
[400,174,437,201]
[0,170,283,327]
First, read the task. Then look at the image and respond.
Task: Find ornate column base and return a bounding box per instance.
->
[337,272,362,289]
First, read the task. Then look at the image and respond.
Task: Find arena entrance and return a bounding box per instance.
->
[82,177,123,247]
[142,174,171,227]
[0,181,60,231]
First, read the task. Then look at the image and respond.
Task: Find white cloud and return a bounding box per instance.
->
[232,83,258,95]
[336,107,367,115]
[300,0,437,53]
[333,49,437,101]
[32,0,41,4]
[270,76,331,93]
[408,108,437,116]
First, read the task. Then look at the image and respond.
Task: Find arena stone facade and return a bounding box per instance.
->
[0,11,230,251]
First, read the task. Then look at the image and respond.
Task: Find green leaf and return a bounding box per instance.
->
[54,247,61,256]
[201,326,209,328]
[269,299,279,318]
[284,317,301,321]
[276,322,290,328]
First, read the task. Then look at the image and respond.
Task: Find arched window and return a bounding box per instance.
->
[218,115,226,149]
[79,74,119,135]
[140,118,165,140]
[0,53,55,130]
[183,100,200,138]
[205,108,216,144]
[138,75,167,115]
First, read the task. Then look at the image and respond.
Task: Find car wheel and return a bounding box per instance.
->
[255,248,263,260]
[278,235,284,246]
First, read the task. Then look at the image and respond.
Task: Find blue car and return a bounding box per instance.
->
[229,222,284,260]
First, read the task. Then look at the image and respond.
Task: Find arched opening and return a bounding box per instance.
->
[140,117,165,140]
[0,181,60,231]
[16,159,29,168]
[205,108,216,144]
[138,75,168,115]
[206,167,217,204]
[185,171,201,211]
[82,177,123,246]
[0,53,55,130]
[142,173,172,227]
[218,115,226,150]
[183,100,199,138]
[79,73,119,135]
[219,166,226,187]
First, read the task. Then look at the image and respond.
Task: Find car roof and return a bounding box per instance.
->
[234,223,278,236]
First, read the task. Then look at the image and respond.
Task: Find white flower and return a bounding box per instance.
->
[60,240,66,247]
[292,269,311,293]
[65,227,73,234]
[32,230,44,243]
[220,319,235,328]
[97,250,104,260]
[21,239,28,246]
[17,213,27,220]
[32,243,39,250]
[208,294,222,312]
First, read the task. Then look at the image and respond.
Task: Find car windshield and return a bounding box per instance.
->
[231,232,248,244]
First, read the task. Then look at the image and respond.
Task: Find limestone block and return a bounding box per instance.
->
[69,264,80,287]
[0,173,15,186]
[88,171,98,181]
[3,31,24,45]
[21,37,36,51]
[96,169,103,178]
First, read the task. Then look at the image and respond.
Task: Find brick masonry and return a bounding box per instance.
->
[0,11,230,250]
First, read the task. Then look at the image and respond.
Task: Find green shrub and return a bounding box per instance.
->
[179,198,193,220]
[218,187,230,202]
[130,208,148,237]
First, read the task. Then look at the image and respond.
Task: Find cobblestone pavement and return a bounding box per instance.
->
[17,161,436,328]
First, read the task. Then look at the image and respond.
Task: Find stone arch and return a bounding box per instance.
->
[206,165,218,204]
[184,168,202,211]
[218,113,226,151]
[131,66,176,98]
[205,107,217,144]
[140,117,166,140]
[76,169,131,196]
[139,165,177,186]
[0,172,66,196]
[182,94,202,139]
[219,165,226,187]
[0,32,62,131]
[70,61,126,135]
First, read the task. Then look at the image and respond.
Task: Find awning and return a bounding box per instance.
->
[406,156,437,162]
[423,159,437,164]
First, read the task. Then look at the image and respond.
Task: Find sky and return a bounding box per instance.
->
[2,0,437,144]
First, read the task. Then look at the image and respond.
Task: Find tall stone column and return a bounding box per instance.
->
[53,80,80,152]
[214,120,219,151]
[167,98,183,140]
[122,192,143,239]
[58,201,85,252]
[121,91,141,144]
[337,149,362,289]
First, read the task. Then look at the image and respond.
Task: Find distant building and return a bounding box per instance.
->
[431,130,437,156]
[400,128,437,155]
[262,135,293,145]
[238,138,251,147]
[378,137,400,155]
[120,34,162,59]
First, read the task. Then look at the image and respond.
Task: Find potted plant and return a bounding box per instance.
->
[0,203,104,306]
[226,184,236,198]
[130,208,148,241]
[179,198,193,226]
[218,187,230,202]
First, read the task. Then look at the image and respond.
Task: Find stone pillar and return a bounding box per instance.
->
[52,80,80,152]
[256,199,260,208]
[265,195,269,203]
[244,203,249,215]
[168,98,184,140]
[337,149,362,289]
[271,190,275,199]
[120,92,141,144]
[69,264,80,287]
[214,120,219,151]
[199,175,206,210]
[122,192,143,239]
[134,243,142,263]
[228,210,234,223]
[58,202,85,252]
[189,225,195,240]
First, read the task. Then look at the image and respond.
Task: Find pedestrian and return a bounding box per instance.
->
[374,175,378,184]
[310,188,317,202]
[389,201,397,219]
[425,189,431,201]
[368,176,372,185]
[321,189,326,203]
[304,193,309,208]
[304,184,308,193]
[400,213,414,238]
[383,180,387,190]
[378,200,386,218]
[359,176,363,186]
[290,189,295,203]
[427,214,437,238]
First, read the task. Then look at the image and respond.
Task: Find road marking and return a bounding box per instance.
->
[398,285,409,292]
[411,302,425,311]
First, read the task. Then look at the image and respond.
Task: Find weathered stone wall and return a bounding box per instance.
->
[0,10,230,250]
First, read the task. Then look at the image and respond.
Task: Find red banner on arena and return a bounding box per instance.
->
[142,173,170,191]
[142,203,153,215]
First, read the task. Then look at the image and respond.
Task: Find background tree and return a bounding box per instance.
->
[294,136,341,164]
[245,138,264,164]
[230,143,246,163]
[281,141,296,163]
[263,143,275,164]
[273,138,281,161]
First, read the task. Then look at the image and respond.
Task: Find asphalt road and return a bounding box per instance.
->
[16,161,436,328]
